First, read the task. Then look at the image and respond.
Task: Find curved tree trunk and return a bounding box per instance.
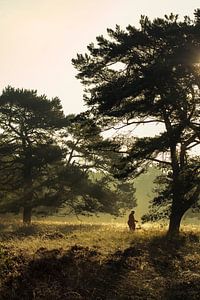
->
[167,187,200,239]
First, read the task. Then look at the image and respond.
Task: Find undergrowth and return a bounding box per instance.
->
[0,220,199,299]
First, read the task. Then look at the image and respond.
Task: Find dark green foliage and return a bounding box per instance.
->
[63,112,122,173]
[51,161,136,218]
[57,112,137,217]
[0,87,67,222]
[0,87,136,222]
[73,11,200,237]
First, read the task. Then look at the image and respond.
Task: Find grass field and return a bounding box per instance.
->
[0,219,199,299]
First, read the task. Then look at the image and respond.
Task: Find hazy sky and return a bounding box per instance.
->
[0,0,199,116]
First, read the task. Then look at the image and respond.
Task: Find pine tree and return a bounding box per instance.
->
[73,11,200,238]
[0,87,66,223]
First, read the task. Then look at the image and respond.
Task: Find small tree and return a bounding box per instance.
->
[52,165,136,217]
[58,113,136,216]
[72,11,200,238]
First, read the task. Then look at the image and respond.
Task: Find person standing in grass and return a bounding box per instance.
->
[128,210,138,231]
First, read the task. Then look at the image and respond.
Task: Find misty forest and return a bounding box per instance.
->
[0,11,200,300]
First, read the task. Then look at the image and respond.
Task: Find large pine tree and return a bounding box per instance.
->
[72,11,200,238]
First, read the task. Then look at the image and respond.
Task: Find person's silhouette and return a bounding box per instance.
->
[127,210,138,231]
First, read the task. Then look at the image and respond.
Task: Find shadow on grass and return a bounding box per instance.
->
[0,244,158,300]
[0,232,199,300]
[147,234,200,300]
[0,246,120,300]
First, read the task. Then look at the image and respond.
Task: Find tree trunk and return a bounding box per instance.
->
[167,166,184,239]
[167,215,181,239]
[23,165,33,224]
[23,182,33,224]
[23,206,32,224]
[166,201,187,239]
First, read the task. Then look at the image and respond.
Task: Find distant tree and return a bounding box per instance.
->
[89,171,136,214]
[54,114,136,217]
[72,11,200,238]
[0,87,66,223]
[51,166,136,217]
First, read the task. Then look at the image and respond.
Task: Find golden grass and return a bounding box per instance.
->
[0,219,199,256]
[0,219,200,299]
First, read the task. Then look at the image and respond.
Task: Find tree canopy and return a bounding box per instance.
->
[72,11,200,238]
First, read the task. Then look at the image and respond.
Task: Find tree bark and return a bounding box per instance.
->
[167,214,181,238]
[167,183,200,239]
[167,199,189,239]
[23,206,32,224]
